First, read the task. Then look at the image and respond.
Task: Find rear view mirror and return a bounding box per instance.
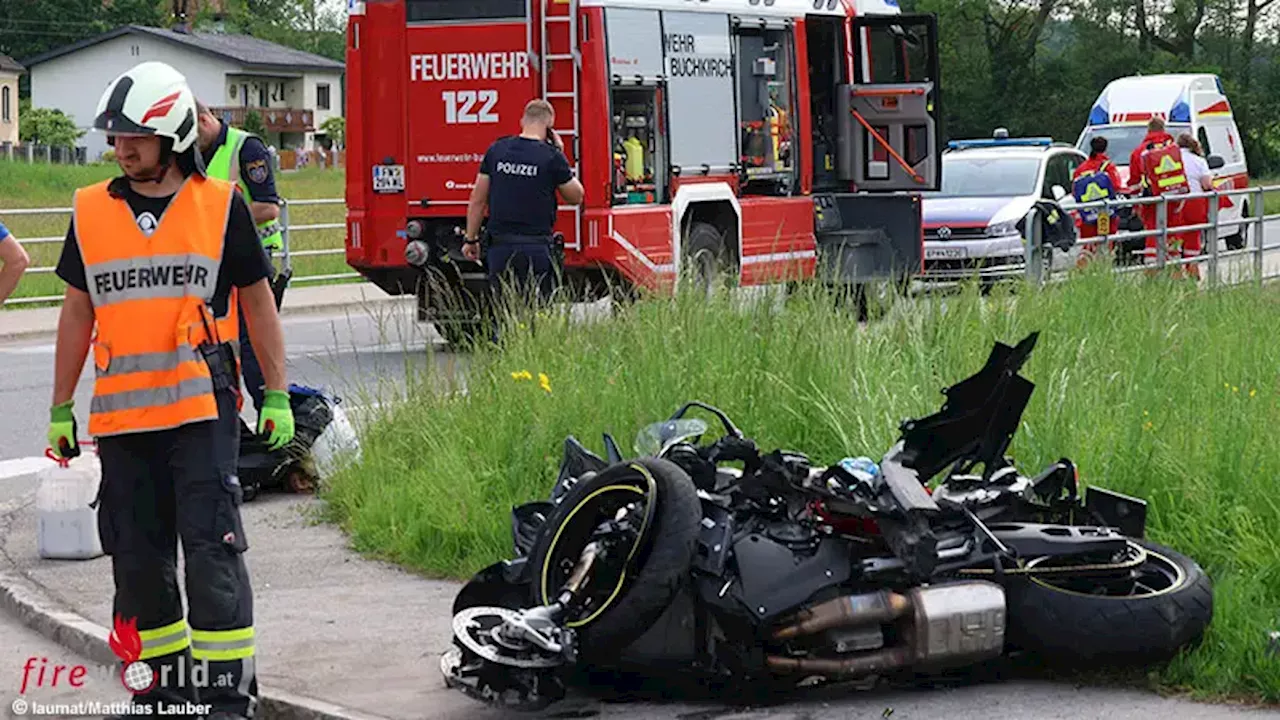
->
[1207,154,1225,170]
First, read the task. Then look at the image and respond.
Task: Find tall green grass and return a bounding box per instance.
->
[0,162,350,304]
[324,266,1280,704]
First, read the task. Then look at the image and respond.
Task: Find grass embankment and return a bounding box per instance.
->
[0,162,350,304]
[326,267,1279,705]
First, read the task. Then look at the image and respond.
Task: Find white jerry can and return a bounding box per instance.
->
[36,446,105,561]
[311,399,362,480]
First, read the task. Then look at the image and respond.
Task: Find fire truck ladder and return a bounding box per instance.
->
[537,0,582,250]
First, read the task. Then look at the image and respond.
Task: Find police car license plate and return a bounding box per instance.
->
[372,165,405,194]
[925,246,967,260]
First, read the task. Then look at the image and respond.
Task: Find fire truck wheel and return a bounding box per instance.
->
[685,222,732,297]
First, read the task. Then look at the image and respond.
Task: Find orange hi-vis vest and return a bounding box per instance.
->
[73,175,240,437]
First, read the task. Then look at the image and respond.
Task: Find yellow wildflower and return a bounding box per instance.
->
[511,370,532,381]
[1250,388,1257,398]
[1233,386,1239,393]
[539,372,552,394]
[1143,421,1153,431]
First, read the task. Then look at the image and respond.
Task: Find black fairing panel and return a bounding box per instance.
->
[897,332,1040,482]
[550,435,610,504]
[730,535,853,622]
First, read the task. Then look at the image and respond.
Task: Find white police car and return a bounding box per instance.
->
[920,133,1086,284]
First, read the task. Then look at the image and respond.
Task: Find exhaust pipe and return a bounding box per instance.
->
[767,581,1007,679]
[766,646,914,675]
[771,590,912,641]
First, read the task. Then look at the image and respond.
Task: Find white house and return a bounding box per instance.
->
[0,53,23,147]
[22,24,344,161]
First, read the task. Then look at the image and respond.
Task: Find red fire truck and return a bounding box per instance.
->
[343,0,941,342]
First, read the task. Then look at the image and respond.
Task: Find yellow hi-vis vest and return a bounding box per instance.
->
[206,125,284,251]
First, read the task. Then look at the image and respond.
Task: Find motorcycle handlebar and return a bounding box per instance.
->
[667,401,744,439]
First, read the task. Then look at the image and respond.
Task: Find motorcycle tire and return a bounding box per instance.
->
[526,457,701,665]
[1002,538,1213,665]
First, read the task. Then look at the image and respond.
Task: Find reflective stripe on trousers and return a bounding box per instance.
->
[191,627,255,662]
[138,618,192,660]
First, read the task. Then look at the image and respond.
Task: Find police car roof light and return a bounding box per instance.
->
[946,137,1054,150]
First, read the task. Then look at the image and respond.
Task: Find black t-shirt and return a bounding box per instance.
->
[479,135,573,237]
[56,176,273,319]
[200,121,280,203]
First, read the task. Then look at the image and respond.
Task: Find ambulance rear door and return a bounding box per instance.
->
[403,0,535,207]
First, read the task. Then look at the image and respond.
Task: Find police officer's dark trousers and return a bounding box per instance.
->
[95,383,257,718]
[485,235,558,342]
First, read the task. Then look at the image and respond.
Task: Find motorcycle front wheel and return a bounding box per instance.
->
[1002,538,1213,665]
[526,457,701,665]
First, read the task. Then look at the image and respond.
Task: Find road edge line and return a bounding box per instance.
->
[0,567,395,720]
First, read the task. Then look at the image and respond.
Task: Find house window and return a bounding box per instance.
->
[1,87,9,123]
[317,83,331,110]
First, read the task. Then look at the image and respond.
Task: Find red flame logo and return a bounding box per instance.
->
[109,614,142,664]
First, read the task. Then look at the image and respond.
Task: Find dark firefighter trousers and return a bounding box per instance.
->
[94,382,257,718]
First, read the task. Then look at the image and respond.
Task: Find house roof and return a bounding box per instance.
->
[0,53,24,74]
[20,25,344,74]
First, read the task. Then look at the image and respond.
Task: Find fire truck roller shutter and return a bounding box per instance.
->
[671,182,742,288]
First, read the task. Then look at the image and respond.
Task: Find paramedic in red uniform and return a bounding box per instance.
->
[1071,136,1123,266]
[462,99,584,327]
[1128,116,1177,233]
[1173,133,1215,280]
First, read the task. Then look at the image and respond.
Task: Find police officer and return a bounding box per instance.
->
[47,61,295,720]
[195,100,284,414]
[462,99,584,320]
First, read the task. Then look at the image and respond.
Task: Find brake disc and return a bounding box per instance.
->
[453,606,565,668]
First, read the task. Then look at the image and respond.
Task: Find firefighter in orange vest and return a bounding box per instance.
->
[1071,136,1124,265]
[46,61,293,720]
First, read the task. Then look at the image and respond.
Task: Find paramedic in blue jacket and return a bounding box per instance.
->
[0,219,31,306]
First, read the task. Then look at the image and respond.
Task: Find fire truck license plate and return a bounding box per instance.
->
[925,246,967,259]
[373,165,405,194]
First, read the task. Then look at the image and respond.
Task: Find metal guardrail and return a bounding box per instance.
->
[1019,183,1280,289]
[3,197,362,306]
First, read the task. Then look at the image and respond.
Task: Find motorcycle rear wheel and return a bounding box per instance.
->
[1002,538,1213,665]
[526,457,701,665]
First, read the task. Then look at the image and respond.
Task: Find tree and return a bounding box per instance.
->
[319,116,344,148]
[242,109,268,137]
[18,99,84,148]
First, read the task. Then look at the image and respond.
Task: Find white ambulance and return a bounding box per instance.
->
[1075,73,1251,249]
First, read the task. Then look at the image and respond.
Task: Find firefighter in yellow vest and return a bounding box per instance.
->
[47,61,294,720]
[194,101,284,414]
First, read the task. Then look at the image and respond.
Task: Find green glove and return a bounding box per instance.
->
[48,400,80,460]
[257,389,295,451]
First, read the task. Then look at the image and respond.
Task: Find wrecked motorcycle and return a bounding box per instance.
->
[440,332,1214,710]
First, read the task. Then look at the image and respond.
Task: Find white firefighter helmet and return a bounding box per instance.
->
[93,61,199,154]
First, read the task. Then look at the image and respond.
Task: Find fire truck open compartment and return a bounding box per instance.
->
[735,19,799,197]
[610,84,666,205]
